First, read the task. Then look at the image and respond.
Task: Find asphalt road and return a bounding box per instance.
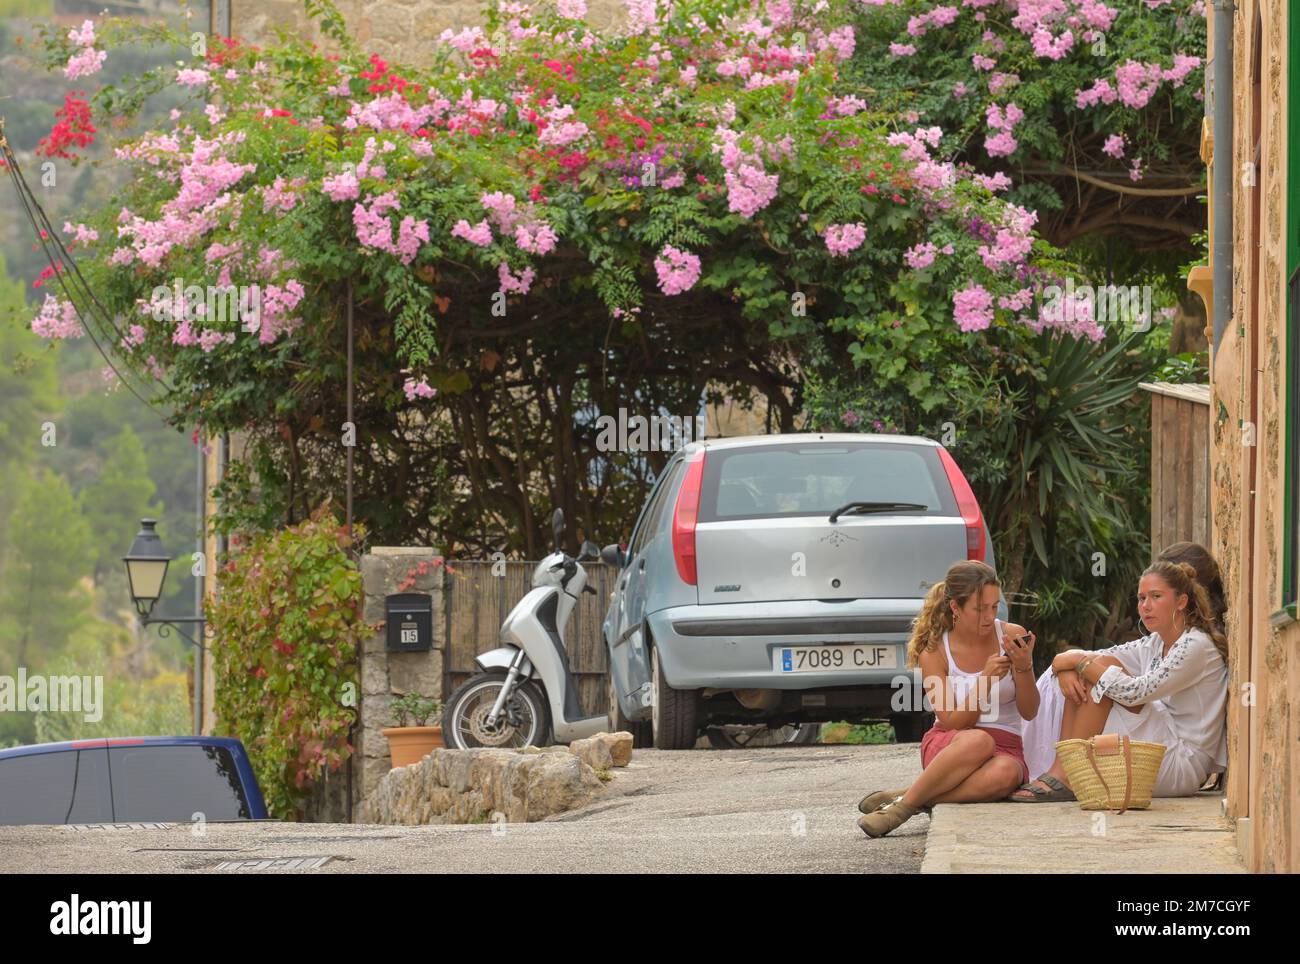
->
[0,743,928,873]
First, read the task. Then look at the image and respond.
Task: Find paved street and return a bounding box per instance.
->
[0,744,927,874]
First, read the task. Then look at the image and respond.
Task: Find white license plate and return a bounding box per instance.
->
[775,644,899,673]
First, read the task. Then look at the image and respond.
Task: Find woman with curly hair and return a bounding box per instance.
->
[1011,551,1229,802]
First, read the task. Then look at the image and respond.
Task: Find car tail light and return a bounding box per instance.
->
[671,447,707,585]
[937,446,986,562]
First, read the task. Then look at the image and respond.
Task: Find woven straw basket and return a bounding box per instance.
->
[1055,733,1166,812]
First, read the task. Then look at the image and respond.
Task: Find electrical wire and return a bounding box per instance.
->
[1,117,176,411]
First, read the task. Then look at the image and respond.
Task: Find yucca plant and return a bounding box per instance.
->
[941,330,1152,660]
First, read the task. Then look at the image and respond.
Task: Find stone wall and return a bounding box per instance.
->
[1209,0,1299,873]
[358,737,632,824]
[355,546,447,815]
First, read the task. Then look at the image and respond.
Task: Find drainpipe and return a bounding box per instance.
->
[1211,0,1234,355]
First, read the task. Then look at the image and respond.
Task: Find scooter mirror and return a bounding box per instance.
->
[600,543,626,568]
[551,507,564,550]
[577,540,601,562]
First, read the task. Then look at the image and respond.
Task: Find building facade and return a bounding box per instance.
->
[1193,0,1299,873]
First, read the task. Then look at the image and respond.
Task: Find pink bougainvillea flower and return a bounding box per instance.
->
[65,46,106,79]
[823,222,867,257]
[953,283,994,332]
[451,219,493,246]
[31,294,84,339]
[904,241,937,270]
[497,262,535,295]
[654,245,702,295]
[403,376,437,400]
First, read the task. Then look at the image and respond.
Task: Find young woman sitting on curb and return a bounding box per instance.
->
[858,559,1039,838]
[1009,557,1229,802]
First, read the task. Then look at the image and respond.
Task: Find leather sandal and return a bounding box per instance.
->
[1007,773,1076,802]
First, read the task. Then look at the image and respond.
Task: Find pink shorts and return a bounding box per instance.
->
[921,724,1029,784]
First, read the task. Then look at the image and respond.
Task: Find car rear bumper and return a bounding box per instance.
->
[647,599,927,694]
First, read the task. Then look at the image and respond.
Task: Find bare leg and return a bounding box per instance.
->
[1023,655,1136,792]
[929,756,1024,803]
[900,729,995,808]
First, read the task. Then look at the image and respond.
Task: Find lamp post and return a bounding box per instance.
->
[123,519,205,735]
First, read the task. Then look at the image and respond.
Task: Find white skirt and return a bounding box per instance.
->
[1021,668,1210,797]
[1103,699,1210,797]
[1022,668,1064,779]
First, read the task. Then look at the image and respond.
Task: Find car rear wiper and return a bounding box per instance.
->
[828,501,929,523]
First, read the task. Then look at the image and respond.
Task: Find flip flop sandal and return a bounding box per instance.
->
[1007,773,1076,802]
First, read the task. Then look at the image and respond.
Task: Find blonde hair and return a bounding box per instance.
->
[906,560,1001,668]
[1142,560,1229,661]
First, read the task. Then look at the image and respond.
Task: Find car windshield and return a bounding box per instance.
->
[700,442,957,520]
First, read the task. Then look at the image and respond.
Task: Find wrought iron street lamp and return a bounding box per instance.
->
[122,518,206,734]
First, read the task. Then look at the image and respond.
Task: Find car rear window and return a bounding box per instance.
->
[0,748,113,825]
[110,744,252,822]
[698,442,959,521]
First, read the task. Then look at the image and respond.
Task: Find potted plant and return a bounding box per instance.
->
[382,693,444,768]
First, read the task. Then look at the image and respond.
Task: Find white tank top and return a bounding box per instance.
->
[942,618,1022,735]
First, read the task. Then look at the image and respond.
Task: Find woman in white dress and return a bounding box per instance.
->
[1009,554,1229,801]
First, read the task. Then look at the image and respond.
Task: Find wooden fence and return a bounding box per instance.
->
[442,560,621,716]
[1141,381,1211,552]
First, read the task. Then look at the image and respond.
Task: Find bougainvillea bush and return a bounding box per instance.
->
[207,504,366,819]
[846,0,1207,265]
[22,0,1109,542]
[19,0,1179,652]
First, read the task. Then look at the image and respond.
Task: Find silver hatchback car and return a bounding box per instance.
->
[601,433,1001,749]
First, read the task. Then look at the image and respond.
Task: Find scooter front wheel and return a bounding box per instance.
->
[442,671,551,749]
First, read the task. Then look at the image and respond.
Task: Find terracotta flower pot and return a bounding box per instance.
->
[382,725,445,768]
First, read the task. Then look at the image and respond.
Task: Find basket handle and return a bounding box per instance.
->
[1084,734,1133,814]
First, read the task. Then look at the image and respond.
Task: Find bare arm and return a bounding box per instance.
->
[919,645,983,730]
[1003,622,1040,720]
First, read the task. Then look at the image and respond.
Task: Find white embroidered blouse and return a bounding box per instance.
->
[1090,626,1229,769]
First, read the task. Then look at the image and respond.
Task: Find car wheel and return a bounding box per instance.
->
[704,723,822,749]
[650,643,698,750]
[890,711,933,744]
[607,665,653,747]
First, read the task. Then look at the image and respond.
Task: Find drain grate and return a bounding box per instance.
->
[209,854,342,871]
[64,822,175,832]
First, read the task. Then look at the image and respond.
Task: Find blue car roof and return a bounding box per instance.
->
[0,735,248,759]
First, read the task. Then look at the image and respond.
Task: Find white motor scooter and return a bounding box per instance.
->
[442,508,610,748]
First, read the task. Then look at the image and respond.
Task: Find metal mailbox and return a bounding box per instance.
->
[386,593,433,652]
